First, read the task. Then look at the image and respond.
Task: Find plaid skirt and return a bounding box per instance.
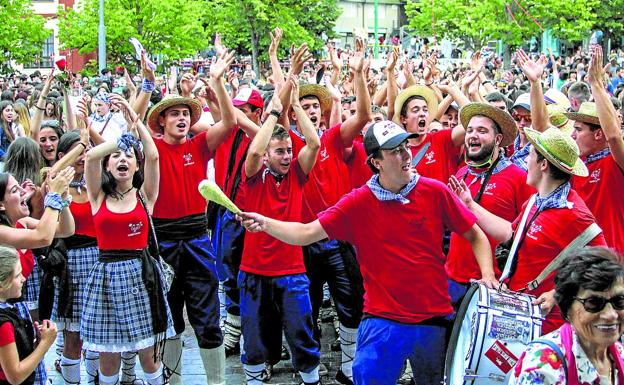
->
[53,246,99,332]
[23,262,41,310]
[80,257,174,352]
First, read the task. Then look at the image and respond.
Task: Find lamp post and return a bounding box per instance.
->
[98,0,106,72]
[374,0,379,58]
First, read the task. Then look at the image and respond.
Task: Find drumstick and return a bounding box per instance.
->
[198,179,242,214]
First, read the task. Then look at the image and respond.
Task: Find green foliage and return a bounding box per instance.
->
[406,0,596,51]
[0,0,50,73]
[58,0,210,66]
[204,0,341,72]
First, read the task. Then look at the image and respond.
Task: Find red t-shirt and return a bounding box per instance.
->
[213,127,251,209]
[508,190,607,333]
[153,132,214,219]
[0,321,14,380]
[410,129,461,183]
[93,199,149,250]
[572,155,624,254]
[292,124,353,222]
[240,161,308,276]
[346,141,373,189]
[446,163,535,283]
[15,223,34,279]
[69,200,96,237]
[318,177,477,323]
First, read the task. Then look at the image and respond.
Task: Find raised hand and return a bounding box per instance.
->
[214,32,227,57]
[515,49,547,83]
[587,44,606,86]
[289,44,313,76]
[448,175,474,207]
[140,51,156,83]
[386,46,399,72]
[210,50,236,79]
[328,42,342,72]
[269,27,283,56]
[289,75,301,107]
[47,167,75,196]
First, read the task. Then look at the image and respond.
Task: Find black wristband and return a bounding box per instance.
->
[269,110,281,119]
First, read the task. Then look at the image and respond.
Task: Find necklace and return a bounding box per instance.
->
[115,186,134,199]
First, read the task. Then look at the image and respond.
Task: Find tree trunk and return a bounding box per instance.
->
[503,44,511,70]
[250,27,260,77]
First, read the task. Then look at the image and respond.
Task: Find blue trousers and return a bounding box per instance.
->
[353,317,449,385]
[239,272,320,372]
[214,208,245,316]
[159,234,223,348]
[447,278,470,314]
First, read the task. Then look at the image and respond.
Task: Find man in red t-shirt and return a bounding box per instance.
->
[289,45,372,385]
[450,126,606,334]
[238,120,494,385]
[239,81,322,385]
[567,46,624,254]
[446,103,534,308]
[146,51,236,385]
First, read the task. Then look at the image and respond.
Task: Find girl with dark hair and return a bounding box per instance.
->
[83,93,172,385]
[30,71,63,167]
[0,102,25,158]
[0,245,57,385]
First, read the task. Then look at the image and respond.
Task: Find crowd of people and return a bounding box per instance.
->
[0,29,622,385]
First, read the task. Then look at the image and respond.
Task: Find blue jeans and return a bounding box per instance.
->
[239,272,320,372]
[353,317,449,385]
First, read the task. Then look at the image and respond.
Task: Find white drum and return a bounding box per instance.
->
[444,284,543,384]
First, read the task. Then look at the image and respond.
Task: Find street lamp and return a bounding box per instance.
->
[98,0,106,72]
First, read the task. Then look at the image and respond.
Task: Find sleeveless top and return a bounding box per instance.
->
[92,196,148,250]
[69,200,96,238]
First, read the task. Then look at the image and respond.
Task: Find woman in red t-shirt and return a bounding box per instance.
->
[0,245,57,385]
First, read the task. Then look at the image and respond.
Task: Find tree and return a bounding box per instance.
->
[406,0,596,53]
[588,0,624,62]
[0,0,49,73]
[58,0,210,66]
[203,0,341,75]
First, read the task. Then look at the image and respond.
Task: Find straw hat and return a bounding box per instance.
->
[564,102,600,126]
[299,84,332,113]
[147,95,202,133]
[524,127,588,176]
[547,104,574,134]
[544,88,571,111]
[459,103,518,147]
[393,85,439,125]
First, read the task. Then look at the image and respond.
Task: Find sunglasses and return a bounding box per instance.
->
[574,295,624,313]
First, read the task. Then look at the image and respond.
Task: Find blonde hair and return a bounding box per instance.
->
[0,245,18,290]
[13,102,31,137]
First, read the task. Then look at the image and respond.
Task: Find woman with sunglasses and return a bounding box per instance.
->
[510,247,624,384]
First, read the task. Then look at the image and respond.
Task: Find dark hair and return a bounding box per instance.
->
[371,105,388,119]
[400,95,426,119]
[0,173,11,226]
[4,137,43,186]
[535,150,572,182]
[555,247,624,320]
[270,124,290,141]
[56,130,81,156]
[366,151,383,174]
[568,82,591,103]
[101,140,144,199]
[485,92,512,110]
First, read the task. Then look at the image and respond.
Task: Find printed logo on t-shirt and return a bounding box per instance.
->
[589,168,601,184]
[319,147,330,162]
[128,221,144,237]
[425,151,436,164]
[526,223,542,240]
[483,182,497,195]
[183,153,194,166]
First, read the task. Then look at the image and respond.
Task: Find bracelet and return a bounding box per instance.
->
[44,192,64,211]
[62,194,73,209]
[78,142,87,149]
[269,110,281,119]
[141,79,156,93]
[35,105,45,111]
[425,81,434,86]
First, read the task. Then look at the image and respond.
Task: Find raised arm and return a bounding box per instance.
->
[132,51,157,122]
[245,92,283,177]
[62,87,78,130]
[340,38,372,147]
[588,45,624,170]
[328,43,342,86]
[30,69,55,140]
[238,213,328,246]
[385,47,399,120]
[269,28,285,88]
[84,140,119,207]
[517,49,549,132]
[325,74,343,129]
[291,79,321,174]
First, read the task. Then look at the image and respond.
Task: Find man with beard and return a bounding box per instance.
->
[446,103,534,308]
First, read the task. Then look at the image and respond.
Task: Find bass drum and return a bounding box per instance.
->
[444,284,543,384]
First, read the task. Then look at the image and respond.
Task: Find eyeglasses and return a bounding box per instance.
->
[574,295,624,313]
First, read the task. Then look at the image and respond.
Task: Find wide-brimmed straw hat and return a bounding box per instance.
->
[459,102,518,147]
[147,95,202,133]
[524,127,588,176]
[393,85,439,125]
[564,102,600,126]
[547,104,574,134]
[299,84,332,113]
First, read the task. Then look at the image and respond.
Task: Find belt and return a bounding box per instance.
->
[153,214,207,241]
[65,234,97,250]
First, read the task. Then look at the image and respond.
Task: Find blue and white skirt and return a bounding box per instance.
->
[53,246,99,332]
[80,258,174,352]
[23,262,41,311]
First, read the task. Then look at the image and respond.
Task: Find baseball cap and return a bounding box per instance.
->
[232,88,264,108]
[543,88,571,110]
[364,120,418,156]
[512,93,531,112]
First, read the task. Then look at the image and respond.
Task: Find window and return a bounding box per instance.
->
[26,34,54,68]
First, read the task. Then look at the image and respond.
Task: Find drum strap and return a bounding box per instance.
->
[499,194,537,282]
[525,223,602,291]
